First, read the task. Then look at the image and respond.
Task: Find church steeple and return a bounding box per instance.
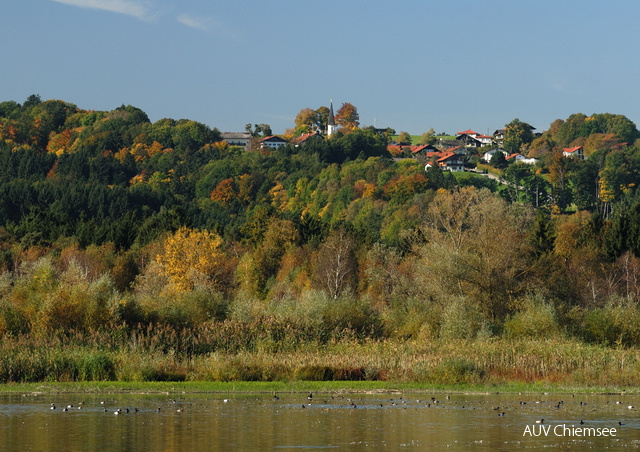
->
[327,99,336,136]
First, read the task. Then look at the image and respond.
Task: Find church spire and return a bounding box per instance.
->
[327,99,336,136]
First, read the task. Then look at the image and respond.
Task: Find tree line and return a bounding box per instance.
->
[1,95,640,351]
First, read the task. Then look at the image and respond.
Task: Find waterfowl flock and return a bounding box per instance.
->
[42,392,639,430]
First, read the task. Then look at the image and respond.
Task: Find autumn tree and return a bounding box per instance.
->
[397,131,412,145]
[293,108,319,136]
[335,102,359,130]
[154,227,224,294]
[419,128,436,145]
[416,187,533,320]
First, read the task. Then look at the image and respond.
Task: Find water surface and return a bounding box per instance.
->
[1,392,639,450]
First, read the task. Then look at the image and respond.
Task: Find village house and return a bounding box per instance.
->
[261,135,288,150]
[507,153,539,165]
[562,146,585,159]
[292,131,323,146]
[456,130,483,148]
[424,151,465,172]
[483,148,508,162]
[221,132,252,150]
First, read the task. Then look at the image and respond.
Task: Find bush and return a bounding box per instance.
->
[582,297,640,347]
[439,298,486,340]
[503,296,561,339]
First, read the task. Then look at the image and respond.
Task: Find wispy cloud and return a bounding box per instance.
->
[50,0,154,21]
[177,12,240,40]
[177,13,211,32]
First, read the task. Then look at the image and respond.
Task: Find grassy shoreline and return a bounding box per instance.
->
[1,380,638,396]
[4,336,640,392]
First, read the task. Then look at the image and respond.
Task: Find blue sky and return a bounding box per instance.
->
[3,1,640,136]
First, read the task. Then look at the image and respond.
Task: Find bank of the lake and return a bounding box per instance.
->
[2,337,640,390]
[1,380,639,396]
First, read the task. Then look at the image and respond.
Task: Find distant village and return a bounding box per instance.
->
[221,103,588,173]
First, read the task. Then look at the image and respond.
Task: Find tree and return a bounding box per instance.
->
[315,106,330,132]
[416,187,533,320]
[313,228,357,298]
[548,151,572,212]
[397,131,412,145]
[419,128,436,145]
[293,108,319,136]
[154,227,224,294]
[489,151,508,169]
[245,123,272,137]
[335,103,359,130]
[503,118,534,153]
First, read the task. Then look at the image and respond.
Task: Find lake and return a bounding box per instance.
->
[0,391,639,450]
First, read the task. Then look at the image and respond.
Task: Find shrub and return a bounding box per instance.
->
[503,296,561,339]
[439,298,486,340]
[582,297,640,346]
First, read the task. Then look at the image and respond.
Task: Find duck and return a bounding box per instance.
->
[498,412,505,417]
[580,420,585,425]
[535,419,544,424]
[619,421,625,426]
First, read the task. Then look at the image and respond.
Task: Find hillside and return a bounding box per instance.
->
[2,96,640,383]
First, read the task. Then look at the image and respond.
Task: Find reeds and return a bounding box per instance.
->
[3,326,640,386]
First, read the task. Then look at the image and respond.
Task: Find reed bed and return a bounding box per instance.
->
[2,326,640,387]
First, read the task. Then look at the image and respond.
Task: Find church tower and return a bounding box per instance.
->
[327,100,336,136]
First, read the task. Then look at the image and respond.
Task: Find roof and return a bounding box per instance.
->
[457,129,479,136]
[563,146,583,153]
[221,132,251,139]
[410,144,438,154]
[261,135,288,143]
[328,101,335,126]
[293,131,321,144]
[437,152,458,162]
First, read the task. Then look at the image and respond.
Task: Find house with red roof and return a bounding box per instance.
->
[457,129,479,138]
[562,146,584,159]
[292,131,322,146]
[475,134,494,146]
[424,151,465,172]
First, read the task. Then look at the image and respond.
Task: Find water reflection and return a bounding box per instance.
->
[0,392,639,450]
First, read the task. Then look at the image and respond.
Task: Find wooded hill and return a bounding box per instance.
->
[2,95,640,374]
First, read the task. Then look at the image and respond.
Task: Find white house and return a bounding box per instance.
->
[507,153,538,165]
[483,148,507,162]
[563,146,585,159]
[261,135,288,150]
[221,132,252,150]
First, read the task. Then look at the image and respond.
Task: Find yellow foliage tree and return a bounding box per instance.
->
[155,227,224,294]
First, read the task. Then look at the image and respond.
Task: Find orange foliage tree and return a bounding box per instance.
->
[155,227,224,294]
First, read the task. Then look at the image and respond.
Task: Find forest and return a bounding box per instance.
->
[2,95,640,385]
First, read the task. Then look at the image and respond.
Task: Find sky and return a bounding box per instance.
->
[3,1,640,136]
